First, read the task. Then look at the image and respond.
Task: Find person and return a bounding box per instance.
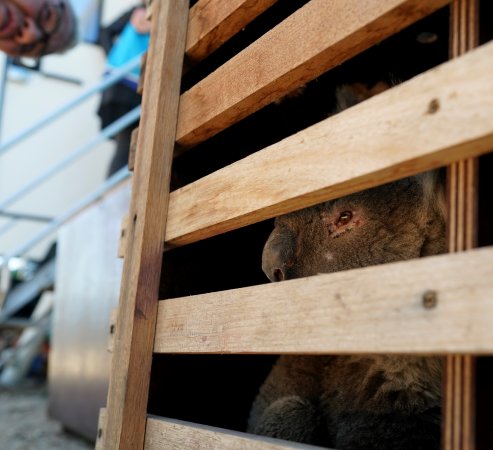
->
[97,3,150,176]
[0,0,78,57]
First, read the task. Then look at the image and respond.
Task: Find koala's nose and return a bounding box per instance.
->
[272,267,285,282]
[262,228,296,282]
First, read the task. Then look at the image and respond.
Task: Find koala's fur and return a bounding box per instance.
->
[261,171,446,281]
[247,84,447,449]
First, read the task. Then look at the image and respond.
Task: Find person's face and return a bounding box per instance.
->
[0,0,76,57]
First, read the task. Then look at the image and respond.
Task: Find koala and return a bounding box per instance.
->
[247,80,447,448]
[262,171,446,281]
[247,171,446,449]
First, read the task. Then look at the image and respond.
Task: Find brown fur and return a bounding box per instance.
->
[248,173,446,449]
[248,83,446,449]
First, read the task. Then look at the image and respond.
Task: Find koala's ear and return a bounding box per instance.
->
[415,170,447,219]
[334,82,391,112]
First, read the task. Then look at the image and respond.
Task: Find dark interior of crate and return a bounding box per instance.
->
[146,2,493,447]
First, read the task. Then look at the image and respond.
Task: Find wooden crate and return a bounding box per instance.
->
[99,0,493,449]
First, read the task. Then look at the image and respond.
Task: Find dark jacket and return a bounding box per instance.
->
[97,7,142,130]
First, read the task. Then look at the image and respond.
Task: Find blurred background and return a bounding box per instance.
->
[0,1,141,447]
[0,0,135,261]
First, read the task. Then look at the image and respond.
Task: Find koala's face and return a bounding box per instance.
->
[262,176,446,282]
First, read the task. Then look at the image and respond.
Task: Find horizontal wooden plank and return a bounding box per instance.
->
[176,0,450,148]
[154,246,493,354]
[166,41,493,248]
[145,416,325,449]
[186,0,277,64]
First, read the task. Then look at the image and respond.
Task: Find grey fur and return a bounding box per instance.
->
[248,172,446,449]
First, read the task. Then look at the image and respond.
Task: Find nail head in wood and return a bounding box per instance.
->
[422,290,438,309]
[427,98,440,114]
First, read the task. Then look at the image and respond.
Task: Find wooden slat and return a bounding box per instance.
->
[107,308,118,353]
[186,0,277,64]
[448,1,479,250]
[128,128,139,172]
[154,246,493,354]
[145,0,153,20]
[137,52,147,96]
[95,408,107,450]
[165,41,493,248]
[117,214,129,258]
[145,416,325,449]
[175,0,451,149]
[102,1,189,449]
[444,1,480,449]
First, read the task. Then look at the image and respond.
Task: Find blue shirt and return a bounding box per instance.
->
[106,22,150,89]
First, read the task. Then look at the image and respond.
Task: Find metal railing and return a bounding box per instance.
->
[0,53,143,304]
[3,166,130,263]
[0,55,142,156]
[0,105,140,214]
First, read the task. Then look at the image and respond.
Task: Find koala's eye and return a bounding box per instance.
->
[336,211,353,227]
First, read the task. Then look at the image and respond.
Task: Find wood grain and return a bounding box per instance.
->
[165,41,493,248]
[444,1,479,450]
[137,52,147,96]
[95,408,107,450]
[186,0,277,64]
[154,247,493,355]
[107,308,118,354]
[117,214,129,258]
[145,416,326,449]
[128,128,139,172]
[102,1,189,449]
[175,0,450,149]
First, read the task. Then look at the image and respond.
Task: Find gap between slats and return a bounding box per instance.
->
[154,246,493,355]
[165,41,493,249]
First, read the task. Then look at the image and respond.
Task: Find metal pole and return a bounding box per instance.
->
[0,211,53,223]
[2,166,130,263]
[0,55,9,142]
[0,219,16,236]
[0,54,142,156]
[0,106,140,211]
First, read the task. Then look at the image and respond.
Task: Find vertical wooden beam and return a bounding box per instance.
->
[102,1,190,449]
[445,1,479,449]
